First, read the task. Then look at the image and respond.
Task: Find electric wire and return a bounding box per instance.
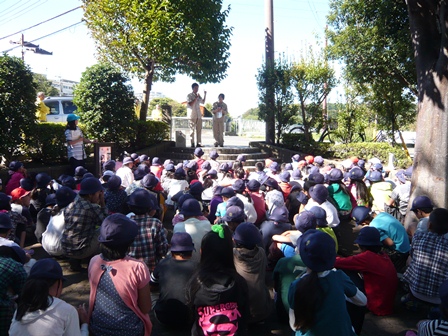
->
[0,6,81,41]
[2,21,83,53]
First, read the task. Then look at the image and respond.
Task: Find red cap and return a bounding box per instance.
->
[11,187,31,201]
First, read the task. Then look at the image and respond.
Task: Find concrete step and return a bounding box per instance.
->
[166,152,269,161]
[169,146,261,154]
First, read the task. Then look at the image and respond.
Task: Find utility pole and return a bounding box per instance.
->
[265,0,275,144]
[10,34,52,61]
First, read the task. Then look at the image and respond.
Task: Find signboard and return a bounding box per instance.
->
[94,142,115,177]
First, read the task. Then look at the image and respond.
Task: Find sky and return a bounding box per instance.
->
[0,0,332,117]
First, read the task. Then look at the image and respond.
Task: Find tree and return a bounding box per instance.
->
[257,57,298,144]
[241,107,260,120]
[82,0,232,120]
[331,87,369,144]
[33,73,59,96]
[0,55,36,162]
[327,0,416,95]
[148,97,186,117]
[73,63,136,150]
[327,0,417,137]
[290,49,336,142]
[405,0,448,229]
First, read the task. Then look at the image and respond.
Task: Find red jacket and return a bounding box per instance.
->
[335,250,397,315]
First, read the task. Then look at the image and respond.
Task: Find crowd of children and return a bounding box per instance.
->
[0,146,447,336]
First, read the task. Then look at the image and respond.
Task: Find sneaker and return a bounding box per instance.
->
[214,142,218,147]
[401,293,421,311]
[197,143,202,147]
[191,143,195,148]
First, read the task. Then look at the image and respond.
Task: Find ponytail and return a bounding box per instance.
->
[293,271,323,332]
[16,279,55,321]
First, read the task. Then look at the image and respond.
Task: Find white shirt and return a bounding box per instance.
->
[9,297,88,336]
[41,211,65,256]
[235,194,258,224]
[116,165,134,188]
[305,199,340,227]
[173,218,211,261]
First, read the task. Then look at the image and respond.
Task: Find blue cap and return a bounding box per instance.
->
[269,205,289,223]
[294,211,317,233]
[308,206,327,227]
[170,232,195,252]
[299,229,336,272]
[103,160,116,171]
[410,195,433,211]
[142,174,158,189]
[79,177,104,195]
[247,179,261,191]
[232,179,246,193]
[36,173,52,189]
[55,186,76,208]
[209,150,219,159]
[355,226,382,246]
[328,168,343,182]
[99,214,138,246]
[107,175,122,191]
[352,206,372,225]
[66,114,80,122]
[220,187,235,197]
[180,199,202,217]
[348,167,364,180]
[128,189,153,208]
[309,185,328,204]
[226,196,244,210]
[233,222,262,248]
[367,171,383,182]
[0,213,12,229]
[222,205,246,222]
[29,259,65,280]
[194,147,204,157]
[279,171,290,182]
[8,161,23,172]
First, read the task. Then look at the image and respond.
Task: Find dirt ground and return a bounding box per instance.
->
[28,243,427,336]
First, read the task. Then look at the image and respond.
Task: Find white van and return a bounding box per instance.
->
[43,97,77,123]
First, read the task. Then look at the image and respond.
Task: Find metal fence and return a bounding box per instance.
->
[234,119,265,136]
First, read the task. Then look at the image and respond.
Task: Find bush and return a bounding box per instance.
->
[24,123,66,163]
[328,142,412,168]
[73,63,136,152]
[129,120,170,150]
[282,133,330,155]
[0,55,36,161]
[23,123,94,164]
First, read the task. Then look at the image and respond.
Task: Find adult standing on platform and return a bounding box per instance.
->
[212,94,227,147]
[187,83,206,147]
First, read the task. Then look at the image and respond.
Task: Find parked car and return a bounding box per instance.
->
[43,97,77,123]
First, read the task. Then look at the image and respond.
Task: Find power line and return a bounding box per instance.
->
[0,0,48,28]
[0,0,32,20]
[2,21,83,53]
[0,6,81,41]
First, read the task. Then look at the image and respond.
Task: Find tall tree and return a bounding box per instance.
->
[82,0,232,120]
[73,63,136,150]
[0,55,36,161]
[290,49,336,142]
[257,57,298,144]
[327,0,417,137]
[405,1,448,230]
[32,73,59,96]
[327,0,416,95]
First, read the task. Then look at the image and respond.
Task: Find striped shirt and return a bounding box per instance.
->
[418,319,448,336]
[65,127,85,160]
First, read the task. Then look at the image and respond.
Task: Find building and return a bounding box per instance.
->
[50,78,79,96]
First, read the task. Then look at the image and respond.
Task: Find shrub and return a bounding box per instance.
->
[129,120,170,150]
[328,142,412,168]
[73,63,136,152]
[0,55,36,162]
[282,133,330,155]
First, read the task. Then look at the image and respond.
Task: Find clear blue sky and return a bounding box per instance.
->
[0,0,332,116]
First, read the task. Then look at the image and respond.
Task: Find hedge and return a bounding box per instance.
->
[282,134,412,168]
[22,120,169,164]
[328,142,412,168]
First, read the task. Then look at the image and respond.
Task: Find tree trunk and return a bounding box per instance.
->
[140,62,155,121]
[405,0,448,233]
